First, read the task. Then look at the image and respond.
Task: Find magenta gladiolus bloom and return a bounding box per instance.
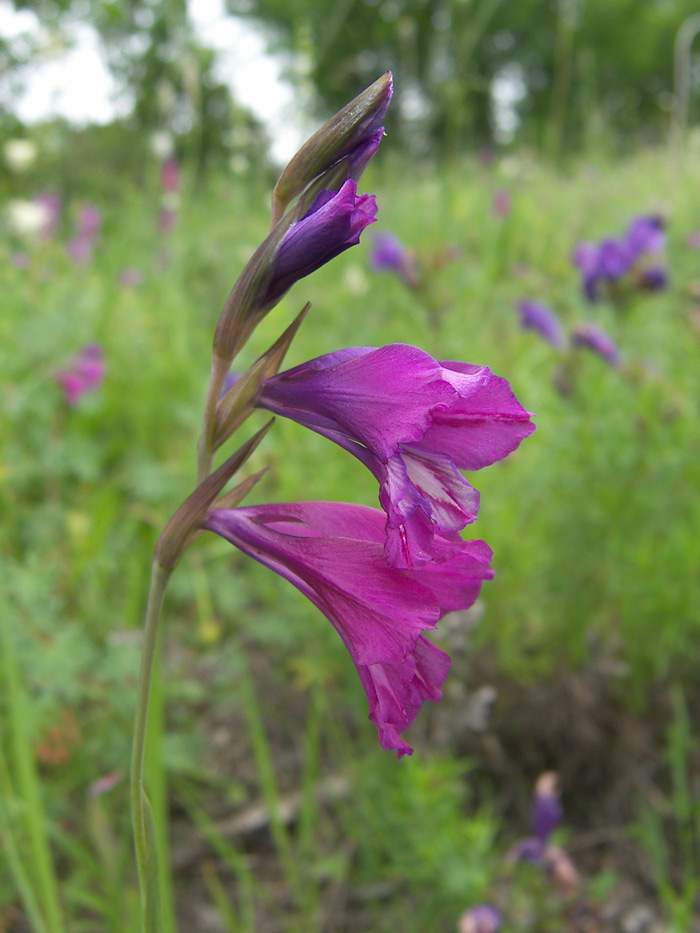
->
[54,344,105,405]
[262,180,377,308]
[516,300,565,348]
[571,324,620,366]
[256,344,534,568]
[203,501,494,756]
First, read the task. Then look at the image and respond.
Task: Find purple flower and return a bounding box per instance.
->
[597,238,632,279]
[256,345,534,568]
[369,232,418,287]
[571,324,620,366]
[262,180,377,308]
[533,771,563,842]
[53,344,105,405]
[203,500,494,757]
[458,905,502,933]
[638,265,667,291]
[626,214,665,259]
[573,214,667,302]
[516,300,566,348]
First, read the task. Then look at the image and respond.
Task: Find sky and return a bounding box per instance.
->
[0,0,307,163]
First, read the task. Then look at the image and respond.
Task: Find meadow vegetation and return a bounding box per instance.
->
[2,140,700,931]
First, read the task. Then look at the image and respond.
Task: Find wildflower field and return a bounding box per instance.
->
[3,133,700,932]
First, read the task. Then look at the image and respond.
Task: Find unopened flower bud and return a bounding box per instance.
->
[271,72,392,224]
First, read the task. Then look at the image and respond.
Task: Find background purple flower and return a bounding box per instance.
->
[203,501,494,757]
[369,232,418,286]
[626,214,665,258]
[638,266,667,291]
[571,324,620,365]
[458,905,502,933]
[573,214,668,301]
[53,344,106,405]
[516,299,566,348]
[68,203,101,265]
[492,188,511,219]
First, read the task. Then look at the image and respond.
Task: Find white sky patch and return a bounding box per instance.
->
[491,62,527,144]
[188,0,308,164]
[0,4,131,124]
[0,0,306,163]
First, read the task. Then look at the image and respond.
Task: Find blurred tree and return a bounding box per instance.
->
[4,0,271,176]
[225,0,700,155]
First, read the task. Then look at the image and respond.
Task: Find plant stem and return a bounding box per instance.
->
[197,354,230,483]
[130,560,171,931]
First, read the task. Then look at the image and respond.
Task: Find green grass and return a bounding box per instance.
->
[2,142,700,929]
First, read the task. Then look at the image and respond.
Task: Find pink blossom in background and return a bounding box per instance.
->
[492,189,511,219]
[76,204,101,239]
[36,192,61,238]
[686,231,700,249]
[161,157,180,194]
[53,344,105,405]
[118,267,143,287]
[68,203,101,265]
[158,208,177,234]
[204,501,494,757]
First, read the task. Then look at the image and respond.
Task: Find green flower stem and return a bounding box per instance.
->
[130,560,172,931]
[197,354,231,484]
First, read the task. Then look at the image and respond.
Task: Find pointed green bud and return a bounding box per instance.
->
[155,420,274,571]
[271,71,393,226]
[214,303,311,451]
[215,468,269,510]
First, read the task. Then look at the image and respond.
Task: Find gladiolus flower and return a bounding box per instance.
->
[203,501,494,756]
[256,344,534,568]
[54,344,105,405]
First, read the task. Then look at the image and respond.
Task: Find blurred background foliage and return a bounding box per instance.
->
[3,0,700,169]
